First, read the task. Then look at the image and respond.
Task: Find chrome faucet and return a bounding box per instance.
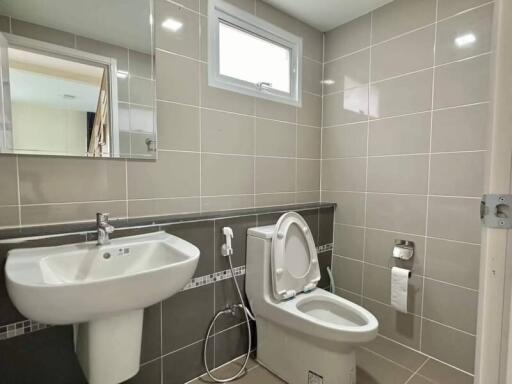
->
[96,212,114,246]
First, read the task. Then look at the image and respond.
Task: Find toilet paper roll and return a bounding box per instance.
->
[391,267,410,313]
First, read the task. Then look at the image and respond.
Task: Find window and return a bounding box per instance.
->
[208,0,302,106]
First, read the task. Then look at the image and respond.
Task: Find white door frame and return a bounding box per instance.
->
[475,0,512,382]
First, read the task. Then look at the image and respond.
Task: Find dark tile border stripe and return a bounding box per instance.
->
[0,203,336,241]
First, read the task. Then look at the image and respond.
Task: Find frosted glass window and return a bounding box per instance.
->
[208,0,302,106]
[219,22,291,94]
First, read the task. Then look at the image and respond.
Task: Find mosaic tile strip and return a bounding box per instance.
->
[318,243,333,253]
[0,244,334,341]
[182,265,246,291]
[0,319,48,340]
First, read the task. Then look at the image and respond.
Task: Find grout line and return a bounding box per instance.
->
[321,101,491,128]
[375,333,476,377]
[155,98,321,128]
[360,346,416,375]
[360,10,373,303]
[420,0,439,350]
[323,50,492,98]
[15,155,21,227]
[404,359,430,384]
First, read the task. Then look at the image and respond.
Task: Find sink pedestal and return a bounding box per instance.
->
[75,309,144,384]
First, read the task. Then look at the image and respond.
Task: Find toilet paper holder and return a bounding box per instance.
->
[392,240,414,261]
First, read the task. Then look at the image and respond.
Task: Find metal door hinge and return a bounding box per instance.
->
[481,194,512,228]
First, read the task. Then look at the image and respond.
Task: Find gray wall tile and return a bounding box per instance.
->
[431,103,489,152]
[323,49,370,94]
[128,151,199,199]
[425,238,480,289]
[325,14,371,61]
[367,155,429,194]
[157,102,200,151]
[366,194,427,235]
[429,152,485,197]
[434,54,491,109]
[436,4,493,65]
[333,224,365,260]
[202,154,254,196]
[255,157,295,193]
[423,278,479,333]
[427,197,481,243]
[321,158,367,192]
[368,112,431,156]
[371,25,435,82]
[421,319,476,372]
[322,123,368,158]
[202,110,254,155]
[371,0,436,43]
[255,119,295,157]
[332,255,363,293]
[370,70,433,119]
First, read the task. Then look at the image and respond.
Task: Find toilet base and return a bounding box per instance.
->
[256,317,356,384]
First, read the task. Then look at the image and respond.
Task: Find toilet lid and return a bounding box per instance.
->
[271,212,321,301]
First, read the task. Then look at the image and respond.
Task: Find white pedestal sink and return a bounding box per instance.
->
[5,231,200,384]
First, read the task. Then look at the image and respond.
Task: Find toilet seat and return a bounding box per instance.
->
[263,288,378,344]
[271,212,320,301]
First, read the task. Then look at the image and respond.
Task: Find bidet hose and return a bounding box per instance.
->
[203,255,254,382]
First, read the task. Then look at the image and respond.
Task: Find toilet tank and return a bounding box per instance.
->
[246,225,275,311]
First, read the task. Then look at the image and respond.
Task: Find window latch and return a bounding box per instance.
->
[256,82,273,91]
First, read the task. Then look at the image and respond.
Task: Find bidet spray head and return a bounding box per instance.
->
[221,227,234,256]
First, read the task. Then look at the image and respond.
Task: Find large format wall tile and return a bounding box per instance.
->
[325,14,371,61]
[202,110,254,155]
[435,4,493,65]
[371,0,436,43]
[431,103,489,152]
[367,155,429,194]
[19,157,126,204]
[322,123,368,158]
[0,157,18,206]
[128,151,200,199]
[368,113,431,155]
[434,54,491,109]
[154,0,200,59]
[421,319,476,373]
[371,25,435,82]
[323,49,370,94]
[369,70,433,119]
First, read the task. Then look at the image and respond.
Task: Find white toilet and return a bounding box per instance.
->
[246,212,378,384]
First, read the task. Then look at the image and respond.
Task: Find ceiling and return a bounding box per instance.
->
[0,0,151,53]
[262,0,394,32]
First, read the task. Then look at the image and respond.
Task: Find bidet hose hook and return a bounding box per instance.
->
[203,255,254,382]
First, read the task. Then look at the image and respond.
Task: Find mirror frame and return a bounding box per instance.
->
[0,33,121,157]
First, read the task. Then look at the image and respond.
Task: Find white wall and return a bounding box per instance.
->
[12,102,87,155]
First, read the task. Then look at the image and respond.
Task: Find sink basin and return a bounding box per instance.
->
[5,231,200,384]
[6,231,199,324]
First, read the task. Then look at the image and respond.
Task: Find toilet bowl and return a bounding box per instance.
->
[246,212,378,384]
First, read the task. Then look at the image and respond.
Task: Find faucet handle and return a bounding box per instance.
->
[96,212,110,223]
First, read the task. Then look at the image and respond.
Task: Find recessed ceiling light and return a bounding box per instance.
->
[117,70,129,79]
[321,79,335,85]
[162,18,183,32]
[455,33,476,47]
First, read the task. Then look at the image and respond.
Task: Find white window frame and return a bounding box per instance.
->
[208,0,302,107]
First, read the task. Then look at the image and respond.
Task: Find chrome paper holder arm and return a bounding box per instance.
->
[392,240,414,261]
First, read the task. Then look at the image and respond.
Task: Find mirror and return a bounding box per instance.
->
[0,0,155,159]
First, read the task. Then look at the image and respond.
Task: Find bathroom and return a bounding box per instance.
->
[0,0,509,383]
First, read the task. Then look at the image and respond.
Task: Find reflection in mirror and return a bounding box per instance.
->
[0,0,155,159]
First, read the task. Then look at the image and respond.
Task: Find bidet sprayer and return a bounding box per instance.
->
[221,227,233,256]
